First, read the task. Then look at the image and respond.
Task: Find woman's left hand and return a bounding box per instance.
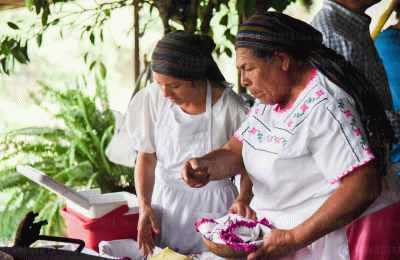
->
[247,229,301,260]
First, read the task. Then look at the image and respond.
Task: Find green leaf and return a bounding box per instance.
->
[7,22,19,30]
[89,61,96,71]
[34,0,41,15]
[104,9,110,17]
[99,62,107,79]
[36,34,43,47]
[89,32,95,45]
[83,52,88,64]
[11,47,28,64]
[224,30,236,44]
[0,58,9,75]
[225,48,232,57]
[52,18,60,25]
[270,0,295,12]
[100,30,104,42]
[220,14,228,26]
[41,6,50,26]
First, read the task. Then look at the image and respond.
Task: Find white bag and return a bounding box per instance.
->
[105,110,137,168]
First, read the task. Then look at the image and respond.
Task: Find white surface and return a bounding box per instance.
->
[17,165,139,218]
[16,165,90,208]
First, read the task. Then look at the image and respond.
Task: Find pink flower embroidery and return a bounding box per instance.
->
[353,128,362,136]
[255,108,260,115]
[300,103,308,113]
[344,110,352,118]
[287,120,293,128]
[365,148,373,156]
[315,89,325,97]
[249,127,257,134]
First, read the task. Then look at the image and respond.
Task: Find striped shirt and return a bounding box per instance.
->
[311,0,393,111]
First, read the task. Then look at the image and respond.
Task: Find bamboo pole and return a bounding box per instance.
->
[371,0,397,38]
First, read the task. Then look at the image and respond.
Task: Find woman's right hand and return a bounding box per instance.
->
[181,158,210,188]
[137,205,160,256]
[229,199,256,220]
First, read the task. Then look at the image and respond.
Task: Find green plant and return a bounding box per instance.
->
[0,72,134,240]
[1,0,314,74]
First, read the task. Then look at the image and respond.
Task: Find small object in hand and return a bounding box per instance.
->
[196,214,272,258]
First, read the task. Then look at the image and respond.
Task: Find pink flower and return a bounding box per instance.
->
[300,103,308,113]
[315,89,325,97]
[287,120,293,128]
[249,127,257,134]
[344,110,352,118]
[353,128,362,136]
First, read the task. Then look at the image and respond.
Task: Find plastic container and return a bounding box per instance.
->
[61,205,139,251]
[16,165,139,250]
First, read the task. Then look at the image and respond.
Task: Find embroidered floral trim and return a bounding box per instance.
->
[329,157,375,184]
[290,87,327,125]
[336,98,372,157]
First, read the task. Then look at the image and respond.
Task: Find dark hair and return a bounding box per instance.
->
[396,1,400,19]
[250,47,311,67]
[151,31,226,84]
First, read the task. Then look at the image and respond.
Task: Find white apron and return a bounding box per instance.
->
[152,81,237,254]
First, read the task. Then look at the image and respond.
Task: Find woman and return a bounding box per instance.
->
[181,12,394,260]
[125,31,248,255]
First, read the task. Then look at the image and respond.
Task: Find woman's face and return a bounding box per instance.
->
[153,72,197,105]
[236,48,292,105]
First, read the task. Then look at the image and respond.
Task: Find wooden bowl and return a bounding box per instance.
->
[202,238,248,259]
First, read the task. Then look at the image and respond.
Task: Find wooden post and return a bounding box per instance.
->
[238,14,246,94]
[133,0,140,85]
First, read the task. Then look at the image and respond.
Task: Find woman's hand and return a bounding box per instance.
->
[137,205,160,256]
[247,229,300,260]
[181,158,210,188]
[229,199,256,220]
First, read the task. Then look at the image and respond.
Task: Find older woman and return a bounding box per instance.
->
[181,12,393,259]
[124,31,248,255]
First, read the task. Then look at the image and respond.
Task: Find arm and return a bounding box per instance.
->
[229,171,256,219]
[181,137,245,187]
[248,162,381,259]
[134,152,160,256]
[135,152,156,208]
[292,162,381,248]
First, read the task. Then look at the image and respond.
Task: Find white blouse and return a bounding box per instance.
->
[126,83,248,155]
[234,72,374,228]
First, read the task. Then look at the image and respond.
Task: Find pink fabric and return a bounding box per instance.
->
[347,201,400,260]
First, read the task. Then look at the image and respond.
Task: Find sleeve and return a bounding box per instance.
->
[105,110,137,167]
[309,98,375,184]
[125,83,163,153]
